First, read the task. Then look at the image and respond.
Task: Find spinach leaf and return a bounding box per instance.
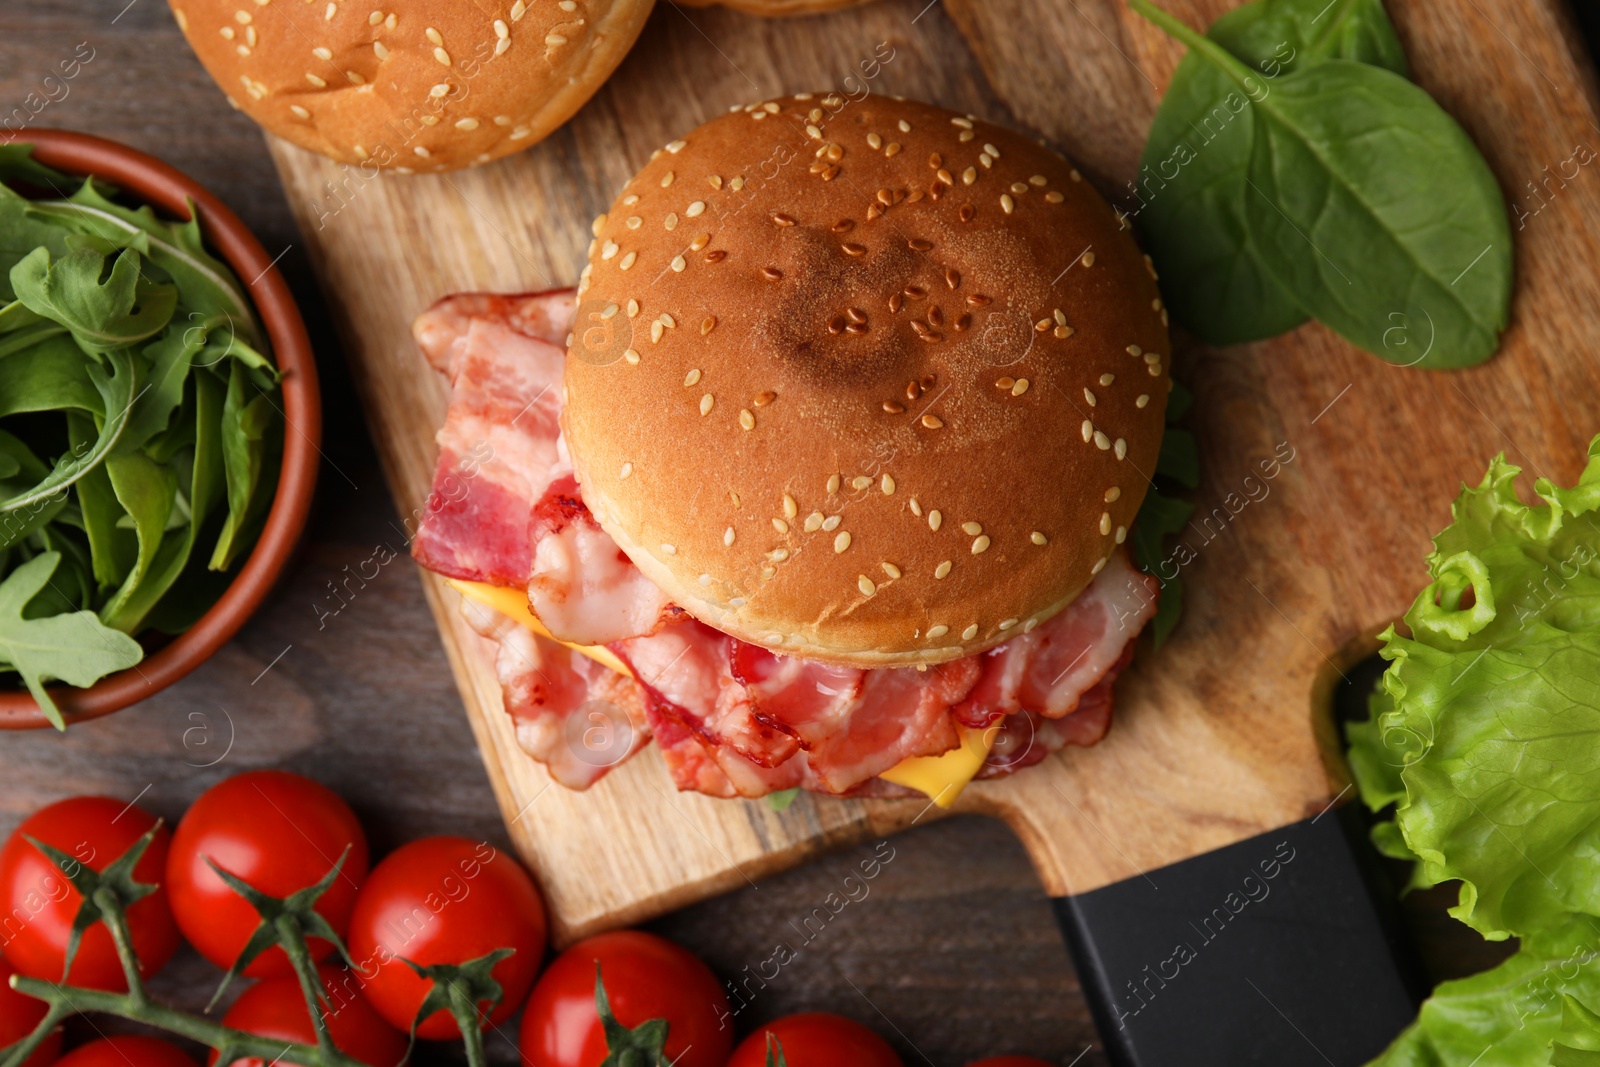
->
[0,551,143,730]
[1209,0,1406,77]
[1244,60,1511,367]
[11,246,177,353]
[1133,1,1512,367]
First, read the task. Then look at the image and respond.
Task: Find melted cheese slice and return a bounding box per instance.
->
[446,579,988,805]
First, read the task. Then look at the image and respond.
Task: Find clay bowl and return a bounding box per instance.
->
[0,129,320,728]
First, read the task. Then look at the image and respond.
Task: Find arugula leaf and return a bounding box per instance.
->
[66,412,134,588]
[120,320,204,453]
[0,552,143,729]
[0,145,76,191]
[210,362,276,571]
[0,347,135,514]
[99,452,178,627]
[11,246,177,353]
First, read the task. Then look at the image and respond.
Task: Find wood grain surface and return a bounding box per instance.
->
[264,0,1600,936]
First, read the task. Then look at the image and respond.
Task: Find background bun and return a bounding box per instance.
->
[169,0,654,172]
[678,0,875,14]
[564,95,1169,667]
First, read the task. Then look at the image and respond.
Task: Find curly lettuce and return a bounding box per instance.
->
[1351,438,1600,1065]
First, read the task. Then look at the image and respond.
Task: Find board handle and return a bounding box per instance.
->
[1051,805,1423,1065]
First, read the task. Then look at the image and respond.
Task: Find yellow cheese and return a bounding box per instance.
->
[877,724,999,808]
[448,578,989,804]
[445,579,631,676]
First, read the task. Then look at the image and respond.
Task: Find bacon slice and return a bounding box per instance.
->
[411,294,571,588]
[457,597,651,790]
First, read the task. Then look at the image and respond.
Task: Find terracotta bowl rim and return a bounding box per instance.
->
[0,128,321,729]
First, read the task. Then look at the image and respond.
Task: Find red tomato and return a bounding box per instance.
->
[54,1037,196,1067]
[214,966,406,1067]
[348,837,545,1039]
[0,958,60,1067]
[519,931,730,1067]
[0,796,179,990]
[964,1060,1059,1067]
[727,1014,902,1067]
[166,771,369,978]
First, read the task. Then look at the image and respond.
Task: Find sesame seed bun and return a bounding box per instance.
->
[169,0,654,172]
[678,0,874,14]
[563,95,1169,667]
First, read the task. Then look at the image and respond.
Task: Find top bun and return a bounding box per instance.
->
[563,95,1169,667]
[169,0,654,172]
[678,0,874,14]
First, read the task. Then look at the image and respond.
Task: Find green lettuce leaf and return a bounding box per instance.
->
[1130,380,1197,647]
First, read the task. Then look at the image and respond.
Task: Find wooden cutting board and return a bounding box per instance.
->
[265,0,1600,945]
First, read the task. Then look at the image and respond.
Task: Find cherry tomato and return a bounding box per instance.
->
[727,1014,902,1067]
[214,966,406,1067]
[964,1059,1059,1067]
[348,837,545,1039]
[519,931,730,1067]
[166,771,369,978]
[0,796,179,990]
[0,958,60,1067]
[53,1037,196,1067]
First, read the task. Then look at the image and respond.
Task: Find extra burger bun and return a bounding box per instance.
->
[169,0,654,172]
[564,95,1169,667]
[678,0,874,14]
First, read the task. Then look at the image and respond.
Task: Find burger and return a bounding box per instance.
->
[410,93,1171,805]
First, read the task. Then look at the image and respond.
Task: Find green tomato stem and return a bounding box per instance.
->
[95,885,148,1008]
[446,978,490,1067]
[277,914,337,1057]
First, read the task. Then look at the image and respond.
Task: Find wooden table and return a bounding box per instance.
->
[0,1,1574,1063]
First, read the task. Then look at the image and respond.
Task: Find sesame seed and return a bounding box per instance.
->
[701,316,716,335]
[627,300,640,316]
[1100,374,1115,386]
[1127,345,1143,357]
[773,518,789,534]
[1071,169,1084,182]
[1031,531,1048,545]
[921,414,944,429]
[1144,351,1161,364]
[962,623,979,640]
[867,132,883,149]
[971,535,991,554]
[852,476,872,491]
[313,45,333,59]
[601,240,619,260]
[770,548,789,562]
[623,349,640,364]
[909,498,922,517]
[619,462,633,479]
[1091,557,1106,575]
[962,166,977,185]
[414,146,431,158]
[1136,394,1150,408]
[433,47,451,65]
[602,303,619,319]
[877,473,894,495]
[961,521,982,536]
[665,213,679,230]
[929,510,943,531]
[622,193,639,204]
[934,560,952,579]
[684,368,702,387]
[373,40,390,59]
[1094,430,1110,450]
[671,255,686,273]
[455,117,479,130]
[661,171,675,187]
[1149,364,1162,376]
[762,267,783,280]
[1100,512,1112,535]
[1045,191,1065,203]
[755,392,776,407]
[783,494,798,519]
[806,124,822,139]
[827,474,841,494]
[772,212,795,226]
[662,543,676,555]
[651,321,665,344]
[946,269,961,289]
[997,376,1016,390]
[1081,252,1096,267]
[842,242,866,257]
[706,250,727,263]
[686,200,706,218]
[1114,438,1128,459]
[952,117,973,129]
[699,573,713,587]
[425,25,443,43]
[927,624,950,639]
[1036,319,1052,332]
[690,232,710,251]
[980,153,992,168]
[1116,526,1127,544]
[960,130,975,142]
[761,567,776,580]
[739,409,755,430]
[699,393,714,415]
[804,512,824,532]
[625,216,641,230]
[1012,379,1030,396]
[708,175,723,189]
[620,252,637,270]
[834,531,852,553]
[290,104,311,120]
[1030,174,1047,186]
[494,18,509,37]
[999,618,1018,630]
[1085,388,1097,406]
[822,515,841,532]
[306,73,326,87]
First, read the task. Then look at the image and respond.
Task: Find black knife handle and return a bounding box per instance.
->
[1052,804,1425,1066]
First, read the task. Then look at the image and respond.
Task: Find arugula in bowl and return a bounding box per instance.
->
[0,145,283,728]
